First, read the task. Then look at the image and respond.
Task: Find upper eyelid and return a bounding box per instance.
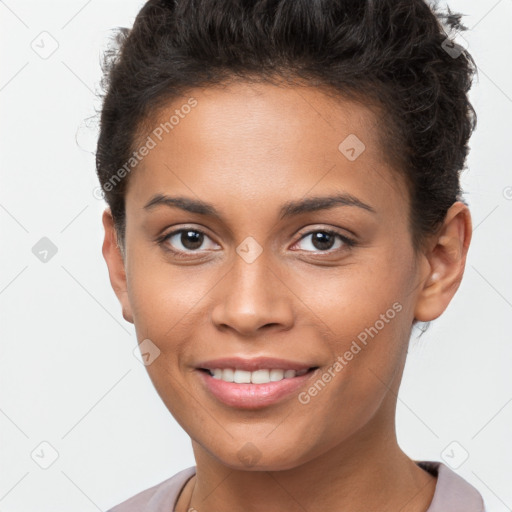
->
[162,227,219,248]
[296,225,354,239]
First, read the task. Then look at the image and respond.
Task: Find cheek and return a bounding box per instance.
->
[294,246,412,342]
[295,250,414,407]
[293,293,409,454]
[126,248,214,333]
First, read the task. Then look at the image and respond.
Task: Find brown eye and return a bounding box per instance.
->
[294,229,356,253]
[178,230,204,250]
[160,228,219,254]
[310,232,336,251]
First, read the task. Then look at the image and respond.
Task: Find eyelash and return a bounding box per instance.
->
[157,227,357,259]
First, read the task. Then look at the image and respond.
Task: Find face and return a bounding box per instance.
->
[103,81,446,471]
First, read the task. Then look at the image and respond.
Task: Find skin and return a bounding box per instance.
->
[102,81,472,512]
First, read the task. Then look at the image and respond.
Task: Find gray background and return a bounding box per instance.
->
[1,0,511,510]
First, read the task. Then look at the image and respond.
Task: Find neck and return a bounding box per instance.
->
[176,415,436,512]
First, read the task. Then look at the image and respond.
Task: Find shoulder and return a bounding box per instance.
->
[107,466,196,512]
[418,461,486,512]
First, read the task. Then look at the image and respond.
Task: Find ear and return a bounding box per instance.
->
[101,209,134,324]
[414,201,472,322]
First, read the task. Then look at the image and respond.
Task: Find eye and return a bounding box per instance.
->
[159,228,219,255]
[293,229,356,253]
[157,226,356,259]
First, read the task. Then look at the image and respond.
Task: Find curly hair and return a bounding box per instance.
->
[95,0,477,252]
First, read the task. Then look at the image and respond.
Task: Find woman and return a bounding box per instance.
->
[96,0,485,510]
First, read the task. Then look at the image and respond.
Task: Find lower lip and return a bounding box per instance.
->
[197,369,317,409]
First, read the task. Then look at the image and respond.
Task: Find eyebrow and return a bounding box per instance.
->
[143,192,376,220]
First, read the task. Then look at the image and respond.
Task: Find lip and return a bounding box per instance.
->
[196,356,315,372]
[196,366,319,409]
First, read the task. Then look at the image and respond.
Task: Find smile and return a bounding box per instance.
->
[207,368,310,384]
[197,366,319,409]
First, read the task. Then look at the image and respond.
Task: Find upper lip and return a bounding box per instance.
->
[196,357,317,372]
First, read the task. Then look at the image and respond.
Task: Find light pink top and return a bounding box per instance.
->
[107,461,485,511]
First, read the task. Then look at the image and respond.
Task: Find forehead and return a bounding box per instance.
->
[126,81,407,220]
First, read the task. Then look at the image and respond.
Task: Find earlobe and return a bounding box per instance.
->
[414,201,472,323]
[101,209,134,324]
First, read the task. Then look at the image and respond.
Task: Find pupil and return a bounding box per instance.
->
[312,232,335,251]
[182,230,203,250]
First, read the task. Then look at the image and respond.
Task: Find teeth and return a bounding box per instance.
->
[270,369,284,381]
[234,369,251,383]
[252,369,271,384]
[209,368,309,384]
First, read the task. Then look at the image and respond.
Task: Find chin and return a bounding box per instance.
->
[205,440,314,472]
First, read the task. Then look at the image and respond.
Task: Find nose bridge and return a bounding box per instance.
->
[232,246,275,300]
[211,245,293,335]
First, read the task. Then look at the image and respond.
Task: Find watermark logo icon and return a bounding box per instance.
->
[133,338,161,366]
[31,31,59,60]
[32,237,58,263]
[441,33,469,59]
[31,441,59,469]
[237,442,262,467]
[441,440,469,469]
[338,134,366,161]
[236,237,263,264]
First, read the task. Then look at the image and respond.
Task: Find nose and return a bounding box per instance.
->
[210,252,295,337]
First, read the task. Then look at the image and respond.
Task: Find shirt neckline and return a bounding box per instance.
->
[145,460,484,512]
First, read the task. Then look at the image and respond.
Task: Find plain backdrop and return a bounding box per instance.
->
[1,0,511,510]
